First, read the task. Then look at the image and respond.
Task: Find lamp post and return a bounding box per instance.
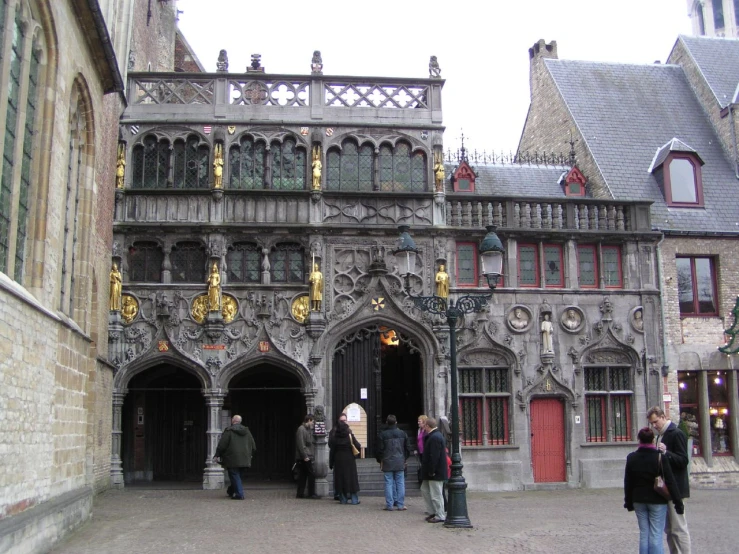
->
[394,224,504,528]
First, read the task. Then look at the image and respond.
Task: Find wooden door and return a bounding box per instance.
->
[333,329,381,456]
[530,397,566,482]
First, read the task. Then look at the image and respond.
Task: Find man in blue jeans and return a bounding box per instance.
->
[376,414,411,511]
[214,415,256,500]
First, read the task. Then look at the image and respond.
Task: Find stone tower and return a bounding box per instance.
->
[688,0,739,37]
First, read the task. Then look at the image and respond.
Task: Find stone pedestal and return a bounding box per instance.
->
[203,390,226,490]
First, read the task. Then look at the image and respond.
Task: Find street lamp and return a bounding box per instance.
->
[394,224,504,528]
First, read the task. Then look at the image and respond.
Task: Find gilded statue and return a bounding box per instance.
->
[309,262,323,311]
[311,146,322,190]
[121,295,138,324]
[221,295,238,323]
[191,295,208,323]
[213,143,224,189]
[291,295,310,323]
[116,143,126,189]
[109,262,122,311]
[433,152,445,192]
[207,263,221,312]
[435,264,449,299]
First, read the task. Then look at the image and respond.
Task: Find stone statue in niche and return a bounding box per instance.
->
[435,264,449,299]
[508,308,529,330]
[429,55,441,78]
[632,308,644,332]
[541,314,554,353]
[561,308,582,331]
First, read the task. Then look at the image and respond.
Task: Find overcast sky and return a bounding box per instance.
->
[175,0,692,154]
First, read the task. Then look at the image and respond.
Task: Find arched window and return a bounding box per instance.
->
[227,242,260,283]
[712,0,725,29]
[270,243,303,283]
[0,5,46,282]
[229,135,265,189]
[326,140,373,191]
[172,135,209,188]
[379,141,427,192]
[128,241,163,282]
[131,135,170,188]
[271,138,306,190]
[171,241,206,283]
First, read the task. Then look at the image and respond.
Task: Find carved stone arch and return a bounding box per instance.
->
[218,350,313,391]
[171,129,210,147]
[132,130,172,147]
[457,347,515,369]
[579,329,640,367]
[265,129,309,147]
[114,351,213,391]
[521,369,576,411]
[324,133,378,153]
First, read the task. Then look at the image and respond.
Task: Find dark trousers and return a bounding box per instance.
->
[226,467,247,499]
[296,459,315,497]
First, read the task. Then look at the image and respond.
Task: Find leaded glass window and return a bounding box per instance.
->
[272,138,306,190]
[577,245,597,287]
[326,141,373,191]
[270,243,303,283]
[460,366,511,446]
[518,244,539,287]
[227,243,260,283]
[173,136,209,189]
[171,242,206,283]
[129,242,163,282]
[585,365,632,442]
[379,142,427,192]
[229,136,265,189]
[543,245,563,287]
[456,243,477,286]
[132,136,170,188]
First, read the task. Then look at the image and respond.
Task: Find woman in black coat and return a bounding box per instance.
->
[624,427,684,554]
[329,421,361,504]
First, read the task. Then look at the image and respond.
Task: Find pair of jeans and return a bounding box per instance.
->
[226,467,247,499]
[383,470,405,509]
[339,492,359,504]
[634,502,667,554]
[295,459,315,497]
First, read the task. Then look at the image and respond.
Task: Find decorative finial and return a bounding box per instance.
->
[568,128,577,166]
[216,49,229,72]
[247,53,263,73]
[459,130,468,163]
[311,50,323,75]
[429,55,441,78]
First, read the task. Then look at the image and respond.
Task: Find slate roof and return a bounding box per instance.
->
[444,163,569,198]
[543,55,739,233]
[677,35,739,108]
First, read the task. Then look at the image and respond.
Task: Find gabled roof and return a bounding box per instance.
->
[648,138,703,173]
[543,57,739,233]
[675,35,739,109]
[444,163,568,198]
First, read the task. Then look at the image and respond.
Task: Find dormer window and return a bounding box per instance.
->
[452,161,476,192]
[648,138,704,208]
[563,166,586,197]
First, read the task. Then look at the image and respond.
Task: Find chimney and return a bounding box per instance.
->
[528,39,558,102]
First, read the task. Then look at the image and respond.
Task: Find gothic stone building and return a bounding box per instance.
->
[520,36,739,485]
[109,52,663,494]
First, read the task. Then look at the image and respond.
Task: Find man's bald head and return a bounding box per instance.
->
[232,415,242,425]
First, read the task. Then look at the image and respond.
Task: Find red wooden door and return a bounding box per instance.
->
[530,397,566,482]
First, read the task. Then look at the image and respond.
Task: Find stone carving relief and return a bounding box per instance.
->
[507,305,532,333]
[560,306,584,333]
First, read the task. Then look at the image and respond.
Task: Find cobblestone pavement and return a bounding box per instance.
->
[51,486,736,554]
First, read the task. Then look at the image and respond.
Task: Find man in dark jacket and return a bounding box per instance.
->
[214,415,257,500]
[420,417,448,523]
[376,414,411,510]
[295,414,320,499]
[648,406,691,554]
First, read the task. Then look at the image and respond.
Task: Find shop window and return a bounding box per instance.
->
[172,136,209,189]
[271,138,306,190]
[326,140,373,191]
[132,135,170,188]
[128,242,163,282]
[456,243,477,286]
[459,367,510,446]
[708,370,731,455]
[171,242,206,283]
[543,244,564,287]
[678,372,701,456]
[270,243,304,283]
[227,243,260,283]
[518,244,539,287]
[228,136,265,189]
[676,256,717,315]
[664,154,704,207]
[584,365,632,442]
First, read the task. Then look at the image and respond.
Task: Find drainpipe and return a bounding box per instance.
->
[654,233,669,409]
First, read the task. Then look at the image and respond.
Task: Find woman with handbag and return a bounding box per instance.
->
[624,427,684,554]
[328,420,361,504]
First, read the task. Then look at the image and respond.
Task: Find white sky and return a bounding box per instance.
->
[175,0,692,154]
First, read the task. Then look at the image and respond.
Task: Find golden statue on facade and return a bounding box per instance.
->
[191,296,208,323]
[109,262,122,311]
[221,295,238,323]
[213,143,224,189]
[116,143,126,189]
[435,263,449,299]
[121,294,139,324]
[311,145,322,190]
[207,262,221,312]
[433,152,445,192]
[309,257,323,311]
[291,295,310,323]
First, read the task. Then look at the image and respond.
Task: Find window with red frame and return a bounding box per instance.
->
[664,154,704,208]
[543,244,564,287]
[564,166,587,197]
[452,161,475,192]
[518,244,539,287]
[456,243,477,286]
[602,246,622,288]
[577,245,598,288]
[459,367,510,446]
[676,256,717,315]
[585,365,632,442]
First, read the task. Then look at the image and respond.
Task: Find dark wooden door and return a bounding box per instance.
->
[333,329,381,456]
[530,397,566,482]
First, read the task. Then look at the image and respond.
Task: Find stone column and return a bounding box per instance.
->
[203,389,226,489]
[110,389,127,488]
[698,371,712,467]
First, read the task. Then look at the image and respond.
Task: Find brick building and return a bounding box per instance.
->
[519,36,739,485]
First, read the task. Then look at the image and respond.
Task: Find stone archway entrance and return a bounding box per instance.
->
[225,364,305,481]
[122,364,206,483]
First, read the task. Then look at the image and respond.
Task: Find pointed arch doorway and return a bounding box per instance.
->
[332,326,422,456]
